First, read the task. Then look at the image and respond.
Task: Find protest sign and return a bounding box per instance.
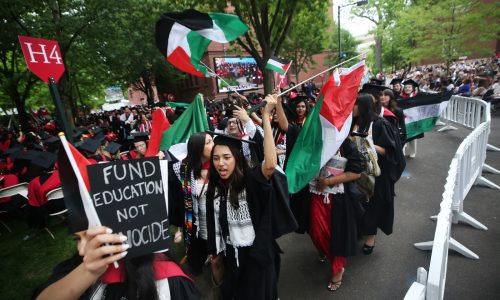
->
[87,157,169,258]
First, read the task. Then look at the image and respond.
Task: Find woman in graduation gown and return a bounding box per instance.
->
[353,94,401,255]
[380,89,407,144]
[205,94,287,300]
[398,79,421,157]
[171,132,214,276]
[309,138,363,292]
[275,95,311,233]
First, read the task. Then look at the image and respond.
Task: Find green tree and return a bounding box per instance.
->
[394,0,499,74]
[209,0,310,93]
[281,0,331,83]
[350,0,405,73]
[0,0,187,131]
[324,27,361,68]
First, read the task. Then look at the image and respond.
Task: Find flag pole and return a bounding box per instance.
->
[277,60,293,87]
[199,61,244,99]
[277,53,365,97]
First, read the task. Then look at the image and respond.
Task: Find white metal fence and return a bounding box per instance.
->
[404,96,499,300]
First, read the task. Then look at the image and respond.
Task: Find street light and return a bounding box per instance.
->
[338,0,368,63]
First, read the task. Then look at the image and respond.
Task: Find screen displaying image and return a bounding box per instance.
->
[213,57,263,93]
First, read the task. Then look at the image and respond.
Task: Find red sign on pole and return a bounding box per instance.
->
[18,35,65,84]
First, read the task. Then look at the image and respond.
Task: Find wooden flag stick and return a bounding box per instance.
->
[277,60,293,87]
[277,53,365,97]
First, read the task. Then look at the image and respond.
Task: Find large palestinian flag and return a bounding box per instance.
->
[155,9,248,77]
[398,91,453,139]
[286,60,365,193]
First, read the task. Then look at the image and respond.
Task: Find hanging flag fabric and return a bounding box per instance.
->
[58,134,101,233]
[145,108,171,157]
[265,56,291,75]
[397,91,453,139]
[285,60,365,194]
[155,9,248,77]
[160,94,209,155]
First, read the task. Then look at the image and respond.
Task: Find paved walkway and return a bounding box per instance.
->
[276,114,500,299]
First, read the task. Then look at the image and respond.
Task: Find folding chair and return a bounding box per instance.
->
[0,183,28,233]
[44,187,66,239]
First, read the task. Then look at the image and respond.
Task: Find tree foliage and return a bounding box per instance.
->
[350,0,405,73]
[324,27,361,68]
[393,0,499,73]
[208,0,317,93]
[282,0,330,82]
[0,0,189,130]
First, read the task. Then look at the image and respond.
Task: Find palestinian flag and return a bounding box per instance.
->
[157,94,209,160]
[286,60,365,193]
[398,91,453,139]
[265,56,291,74]
[58,134,100,233]
[155,9,248,77]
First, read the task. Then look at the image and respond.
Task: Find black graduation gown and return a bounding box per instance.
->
[361,117,401,236]
[331,139,364,257]
[206,165,295,300]
[167,156,184,228]
[394,108,407,144]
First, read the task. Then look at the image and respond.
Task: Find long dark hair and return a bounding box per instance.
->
[293,99,310,125]
[382,89,398,113]
[123,254,158,300]
[206,144,248,208]
[185,132,208,179]
[353,93,378,133]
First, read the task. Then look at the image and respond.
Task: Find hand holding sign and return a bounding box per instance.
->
[80,226,129,277]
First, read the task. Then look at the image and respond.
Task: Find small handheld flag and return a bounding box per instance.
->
[266,56,291,75]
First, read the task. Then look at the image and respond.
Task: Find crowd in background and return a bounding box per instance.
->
[0,55,498,299]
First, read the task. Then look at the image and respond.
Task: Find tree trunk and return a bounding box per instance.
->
[262,67,274,95]
[11,91,31,132]
[375,36,383,73]
[6,77,32,132]
[57,73,76,129]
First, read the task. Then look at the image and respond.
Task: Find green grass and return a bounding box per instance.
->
[0,215,75,300]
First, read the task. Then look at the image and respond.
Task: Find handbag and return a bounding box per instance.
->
[352,122,380,201]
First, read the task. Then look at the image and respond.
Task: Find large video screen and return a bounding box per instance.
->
[213,57,263,93]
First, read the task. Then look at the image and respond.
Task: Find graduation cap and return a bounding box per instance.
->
[92,132,107,146]
[208,131,256,151]
[77,138,100,154]
[45,136,60,144]
[31,151,57,170]
[127,132,149,142]
[90,126,103,135]
[105,142,122,155]
[403,79,419,88]
[370,78,384,85]
[73,127,90,139]
[390,78,403,85]
[10,150,39,166]
[4,144,22,156]
[359,84,386,97]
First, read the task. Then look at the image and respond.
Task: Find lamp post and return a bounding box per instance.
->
[338,0,368,63]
